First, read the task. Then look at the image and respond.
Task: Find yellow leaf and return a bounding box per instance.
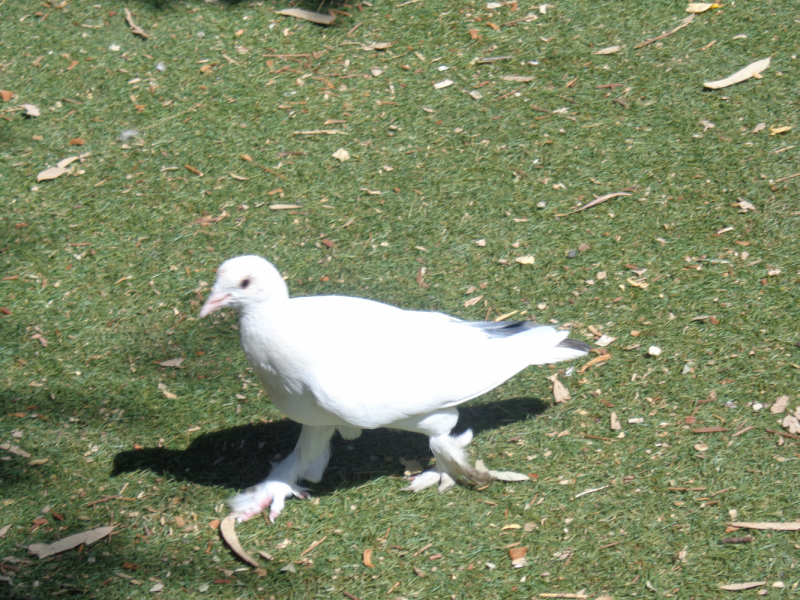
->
[769,125,792,135]
[686,3,720,13]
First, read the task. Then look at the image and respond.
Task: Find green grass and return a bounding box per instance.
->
[1,0,799,598]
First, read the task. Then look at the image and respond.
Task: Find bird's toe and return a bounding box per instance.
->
[404,470,442,492]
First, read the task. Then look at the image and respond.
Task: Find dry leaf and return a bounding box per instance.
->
[719,582,766,591]
[229,173,249,181]
[124,8,150,39]
[37,166,67,182]
[594,45,622,55]
[686,3,720,13]
[771,396,789,414]
[22,104,40,117]
[737,199,756,212]
[362,548,375,568]
[275,8,336,25]
[488,469,529,482]
[361,42,394,51]
[782,415,800,434]
[509,546,527,568]
[464,295,483,308]
[0,443,31,458]
[158,358,184,368]
[69,137,85,146]
[694,443,709,452]
[549,373,570,403]
[502,75,535,82]
[627,277,649,289]
[332,148,351,162]
[269,204,301,210]
[515,255,535,265]
[729,522,800,531]
[193,211,228,225]
[610,412,621,431]
[595,335,616,347]
[28,526,114,558]
[28,458,50,466]
[704,57,770,89]
[416,266,428,289]
[433,79,454,89]
[157,383,177,400]
[752,122,766,133]
[220,514,259,567]
[0,90,13,102]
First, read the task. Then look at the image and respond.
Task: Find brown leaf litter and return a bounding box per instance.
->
[220,514,259,567]
[28,526,114,558]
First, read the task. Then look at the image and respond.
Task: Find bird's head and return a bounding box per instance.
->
[199,255,289,318]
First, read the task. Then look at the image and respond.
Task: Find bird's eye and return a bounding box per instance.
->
[240,278,251,289]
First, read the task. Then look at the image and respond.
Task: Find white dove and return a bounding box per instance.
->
[200,255,590,522]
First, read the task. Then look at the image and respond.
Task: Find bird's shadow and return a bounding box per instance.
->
[111,397,548,496]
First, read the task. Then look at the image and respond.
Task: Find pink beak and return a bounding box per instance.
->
[199,291,231,318]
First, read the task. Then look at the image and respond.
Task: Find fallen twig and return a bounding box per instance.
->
[575,485,609,498]
[766,428,800,440]
[730,521,800,531]
[634,14,693,49]
[556,192,632,217]
[124,8,150,39]
[577,353,612,372]
[773,172,800,184]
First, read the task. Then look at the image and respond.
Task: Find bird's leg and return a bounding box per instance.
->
[230,424,336,523]
[397,409,494,492]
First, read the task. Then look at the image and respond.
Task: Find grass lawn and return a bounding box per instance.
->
[1,0,799,598]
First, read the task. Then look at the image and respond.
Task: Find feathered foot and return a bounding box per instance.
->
[229,480,310,523]
[405,429,494,492]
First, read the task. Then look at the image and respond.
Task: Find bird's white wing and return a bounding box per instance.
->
[256,296,576,429]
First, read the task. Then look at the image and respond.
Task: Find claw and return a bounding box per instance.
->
[229,480,310,523]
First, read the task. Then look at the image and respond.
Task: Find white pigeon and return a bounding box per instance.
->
[200,255,591,522]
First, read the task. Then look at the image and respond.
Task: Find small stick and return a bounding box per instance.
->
[766,428,800,440]
[556,192,632,217]
[721,536,754,544]
[773,172,800,184]
[634,14,694,49]
[124,8,150,39]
